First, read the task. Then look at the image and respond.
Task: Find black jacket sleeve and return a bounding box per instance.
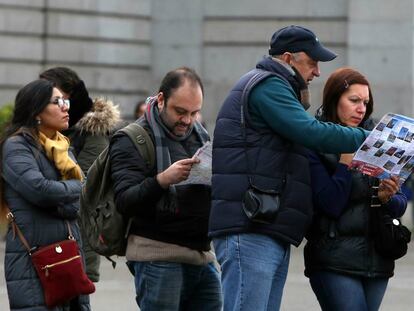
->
[109,134,166,217]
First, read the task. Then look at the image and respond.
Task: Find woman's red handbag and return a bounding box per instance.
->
[8,212,95,308]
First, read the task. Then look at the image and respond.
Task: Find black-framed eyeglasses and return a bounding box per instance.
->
[51,97,70,110]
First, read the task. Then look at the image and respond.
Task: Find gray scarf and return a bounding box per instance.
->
[144,96,209,212]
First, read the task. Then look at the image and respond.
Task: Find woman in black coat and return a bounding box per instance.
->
[0,79,91,310]
[304,68,407,311]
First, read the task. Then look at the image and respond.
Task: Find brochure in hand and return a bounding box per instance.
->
[350,113,414,185]
[176,141,212,186]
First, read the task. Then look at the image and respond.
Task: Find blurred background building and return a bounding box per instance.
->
[1,2,414,310]
[0,0,413,126]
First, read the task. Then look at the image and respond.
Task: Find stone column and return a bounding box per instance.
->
[348,0,414,118]
[150,0,204,93]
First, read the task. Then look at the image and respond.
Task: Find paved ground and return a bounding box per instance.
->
[1,239,413,310]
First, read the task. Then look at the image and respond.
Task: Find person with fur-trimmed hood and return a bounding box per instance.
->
[40,67,122,282]
[71,97,121,173]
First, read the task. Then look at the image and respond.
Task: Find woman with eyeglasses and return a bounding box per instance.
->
[0,79,91,310]
[303,68,407,311]
[40,67,121,283]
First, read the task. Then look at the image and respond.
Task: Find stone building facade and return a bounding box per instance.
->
[0,0,412,125]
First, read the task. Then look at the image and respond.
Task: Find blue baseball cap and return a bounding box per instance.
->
[268,25,337,62]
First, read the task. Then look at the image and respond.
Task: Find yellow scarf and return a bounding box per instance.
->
[38,131,84,181]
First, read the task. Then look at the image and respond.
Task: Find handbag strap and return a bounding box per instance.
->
[6,212,74,255]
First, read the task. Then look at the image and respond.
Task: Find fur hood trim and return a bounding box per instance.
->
[75,97,121,135]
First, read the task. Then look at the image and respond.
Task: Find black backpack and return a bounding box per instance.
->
[80,123,155,260]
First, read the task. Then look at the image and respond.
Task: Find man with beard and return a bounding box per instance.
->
[109,67,222,310]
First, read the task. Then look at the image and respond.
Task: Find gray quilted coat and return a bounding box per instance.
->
[2,132,91,311]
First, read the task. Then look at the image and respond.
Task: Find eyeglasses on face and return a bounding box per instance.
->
[50,97,70,109]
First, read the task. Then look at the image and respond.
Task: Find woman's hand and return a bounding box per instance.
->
[378,175,400,204]
[339,153,354,166]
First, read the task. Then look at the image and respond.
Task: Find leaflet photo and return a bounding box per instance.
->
[386,118,398,128]
[397,127,409,140]
[383,161,396,171]
[385,147,398,156]
[350,113,414,183]
[394,149,405,159]
[401,159,414,174]
[374,148,385,157]
[404,132,414,143]
[361,144,371,152]
[373,139,385,148]
[398,155,411,165]
[387,131,397,142]
[376,122,386,131]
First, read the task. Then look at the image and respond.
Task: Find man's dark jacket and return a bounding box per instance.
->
[109,118,211,251]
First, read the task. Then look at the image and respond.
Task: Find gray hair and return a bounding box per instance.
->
[272,52,302,61]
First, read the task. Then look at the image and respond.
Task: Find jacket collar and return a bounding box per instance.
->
[75,98,121,135]
[255,56,310,110]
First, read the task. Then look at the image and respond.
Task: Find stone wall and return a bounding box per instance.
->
[200,0,349,127]
[0,0,151,118]
[0,0,412,123]
[348,0,414,118]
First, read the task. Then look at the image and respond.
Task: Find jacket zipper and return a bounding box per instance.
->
[41,255,80,277]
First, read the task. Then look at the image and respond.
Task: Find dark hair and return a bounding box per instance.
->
[39,66,92,127]
[158,67,204,105]
[0,79,55,219]
[39,67,80,95]
[321,67,373,125]
[134,100,147,118]
[10,79,55,132]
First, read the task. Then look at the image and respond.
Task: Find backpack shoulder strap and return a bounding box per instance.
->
[240,68,286,127]
[120,123,155,170]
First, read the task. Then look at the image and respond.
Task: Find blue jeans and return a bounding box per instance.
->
[127,261,222,311]
[213,233,290,311]
[309,271,389,311]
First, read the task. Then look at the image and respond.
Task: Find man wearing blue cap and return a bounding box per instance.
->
[209,25,370,310]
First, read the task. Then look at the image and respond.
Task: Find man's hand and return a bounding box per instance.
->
[378,175,400,204]
[156,158,200,189]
